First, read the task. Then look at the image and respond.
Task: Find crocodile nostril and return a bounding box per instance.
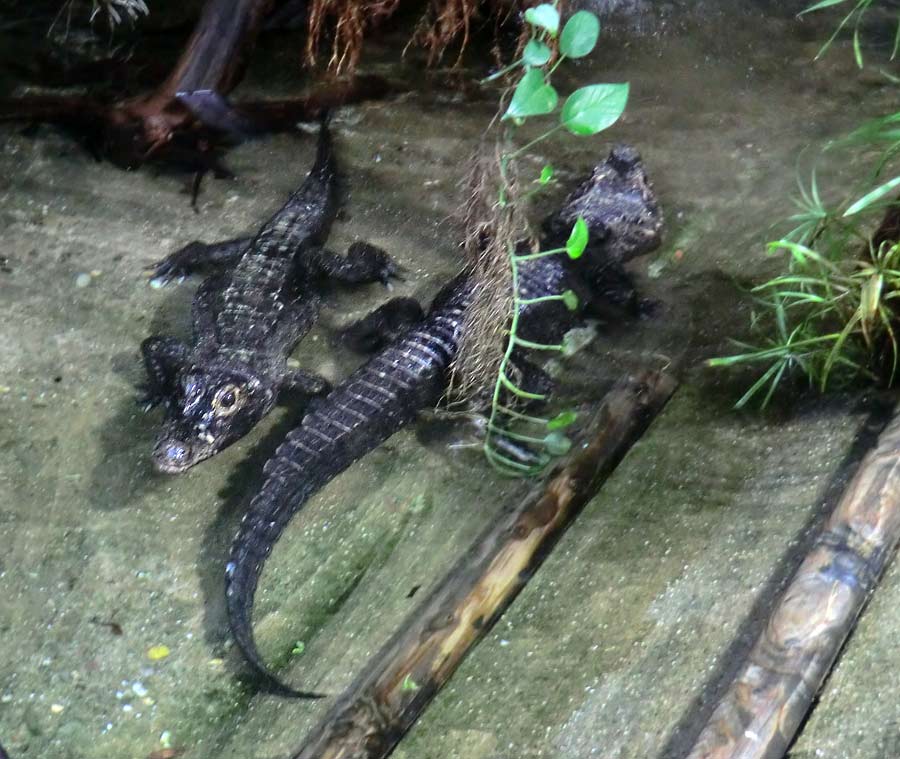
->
[155,440,189,464]
[166,443,188,462]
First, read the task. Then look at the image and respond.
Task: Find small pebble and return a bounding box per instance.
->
[147,645,170,661]
[74,273,91,288]
[50,703,64,714]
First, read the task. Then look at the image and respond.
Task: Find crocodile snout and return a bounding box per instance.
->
[153,438,193,474]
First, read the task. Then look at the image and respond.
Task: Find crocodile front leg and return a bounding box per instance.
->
[147,236,253,286]
[581,261,653,319]
[341,297,425,353]
[309,242,402,286]
[280,368,331,395]
[140,336,189,410]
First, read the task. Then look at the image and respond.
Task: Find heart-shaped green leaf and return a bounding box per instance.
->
[566,217,589,259]
[560,10,600,58]
[539,164,554,184]
[543,431,572,456]
[561,83,629,135]
[547,409,578,430]
[523,39,552,66]
[503,68,559,120]
[561,289,579,310]
[524,3,560,36]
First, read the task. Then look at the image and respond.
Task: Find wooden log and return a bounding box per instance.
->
[293,369,678,759]
[685,405,900,759]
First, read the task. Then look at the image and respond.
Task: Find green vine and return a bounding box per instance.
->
[479,3,629,475]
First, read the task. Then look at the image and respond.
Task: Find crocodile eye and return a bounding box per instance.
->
[213,384,242,414]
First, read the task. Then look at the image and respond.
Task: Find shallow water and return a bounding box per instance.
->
[2,2,899,758]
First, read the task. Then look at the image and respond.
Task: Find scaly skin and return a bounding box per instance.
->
[141,120,399,473]
[224,145,665,696]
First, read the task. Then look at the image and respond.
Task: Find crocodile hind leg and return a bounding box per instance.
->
[310,242,404,286]
[507,356,554,402]
[582,262,658,320]
[340,297,425,353]
[139,336,189,411]
[146,236,253,286]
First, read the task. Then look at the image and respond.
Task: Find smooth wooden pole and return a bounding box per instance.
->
[686,406,900,759]
[293,370,677,759]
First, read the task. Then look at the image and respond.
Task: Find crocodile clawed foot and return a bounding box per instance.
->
[345,241,405,287]
[145,242,204,287]
[381,260,407,287]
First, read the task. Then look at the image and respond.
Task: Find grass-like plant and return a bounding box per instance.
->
[473,3,629,474]
[800,0,899,67]
[709,1,900,408]
[708,157,900,408]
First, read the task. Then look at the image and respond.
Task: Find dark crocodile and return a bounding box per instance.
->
[141,119,398,473]
[224,145,664,696]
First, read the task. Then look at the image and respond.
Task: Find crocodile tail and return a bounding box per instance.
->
[311,110,332,177]
[226,468,328,698]
[224,392,423,697]
[224,301,466,696]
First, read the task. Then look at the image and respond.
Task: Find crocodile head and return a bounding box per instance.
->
[152,364,276,474]
[543,144,664,266]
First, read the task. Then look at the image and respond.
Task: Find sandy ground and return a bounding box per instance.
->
[1,2,899,757]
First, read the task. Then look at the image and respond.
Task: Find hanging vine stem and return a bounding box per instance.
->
[476,1,630,475]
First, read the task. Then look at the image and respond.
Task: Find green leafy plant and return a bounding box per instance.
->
[477,3,628,474]
[709,169,900,408]
[709,1,900,408]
